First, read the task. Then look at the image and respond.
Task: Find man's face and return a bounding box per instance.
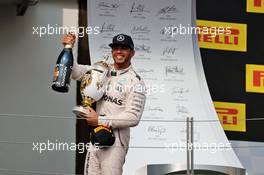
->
[111,45,135,65]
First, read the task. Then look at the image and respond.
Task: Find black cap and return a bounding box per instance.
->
[109,34,134,50]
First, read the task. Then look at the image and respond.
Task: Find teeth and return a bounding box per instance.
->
[117,55,123,59]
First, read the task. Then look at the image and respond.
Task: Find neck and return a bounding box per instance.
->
[114,62,131,70]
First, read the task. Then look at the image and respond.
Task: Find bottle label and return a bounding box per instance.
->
[53,66,59,82]
[52,64,72,87]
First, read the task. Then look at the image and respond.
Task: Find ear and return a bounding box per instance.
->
[130,50,135,57]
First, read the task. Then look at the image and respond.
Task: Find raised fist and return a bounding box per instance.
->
[62,33,76,47]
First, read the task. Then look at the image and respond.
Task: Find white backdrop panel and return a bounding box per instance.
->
[87,0,244,174]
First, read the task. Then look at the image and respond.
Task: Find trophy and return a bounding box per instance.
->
[73,56,116,147]
[72,56,109,116]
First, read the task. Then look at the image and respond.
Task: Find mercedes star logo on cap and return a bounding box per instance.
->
[117,34,125,41]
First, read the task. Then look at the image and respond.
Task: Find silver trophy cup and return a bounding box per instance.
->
[72,56,109,116]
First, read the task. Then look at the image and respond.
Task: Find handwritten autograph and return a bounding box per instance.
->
[160,25,178,36]
[148,126,166,136]
[131,25,151,34]
[172,87,190,94]
[100,22,116,33]
[137,68,154,74]
[135,44,151,53]
[162,47,177,56]
[147,106,163,112]
[165,66,184,76]
[175,105,189,114]
[99,44,111,50]
[129,2,149,14]
[97,2,120,9]
[157,5,178,16]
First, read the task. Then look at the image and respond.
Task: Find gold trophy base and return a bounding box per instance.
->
[72,106,90,117]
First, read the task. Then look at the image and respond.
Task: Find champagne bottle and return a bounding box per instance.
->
[52,43,74,93]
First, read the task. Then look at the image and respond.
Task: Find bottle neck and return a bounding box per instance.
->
[64,44,73,49]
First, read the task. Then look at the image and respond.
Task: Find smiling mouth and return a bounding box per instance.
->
[116,55,124,59]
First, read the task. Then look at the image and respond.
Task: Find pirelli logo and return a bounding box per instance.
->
[214,101,246,132]
[247,0,264,13]
[246,64,264,93]
[196,20,247,52]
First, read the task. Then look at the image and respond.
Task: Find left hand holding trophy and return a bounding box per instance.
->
[72,56,115,148]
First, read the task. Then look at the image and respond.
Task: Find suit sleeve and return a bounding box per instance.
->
[101,80,146,129]
[71,62,91,81]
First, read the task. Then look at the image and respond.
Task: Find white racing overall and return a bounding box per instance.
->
[72,63,146,175]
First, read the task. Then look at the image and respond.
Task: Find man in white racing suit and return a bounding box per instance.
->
[64,33,146,175]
